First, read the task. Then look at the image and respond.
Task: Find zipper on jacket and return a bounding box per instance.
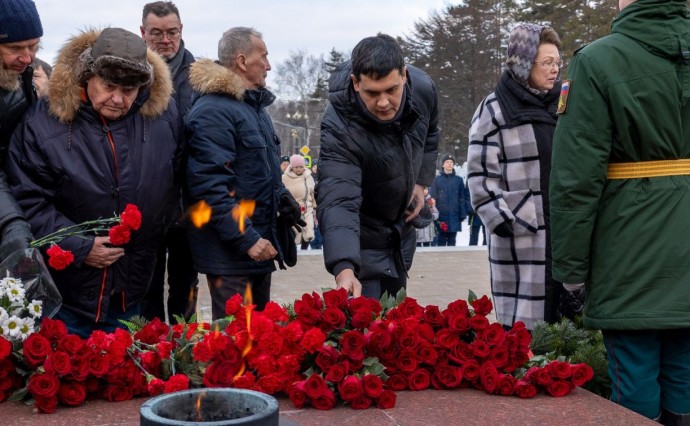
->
[100,115,120,198]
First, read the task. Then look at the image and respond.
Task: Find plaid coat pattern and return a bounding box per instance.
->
[467,91,547,330]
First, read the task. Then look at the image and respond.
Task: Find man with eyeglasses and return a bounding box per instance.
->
[140,1,199,323]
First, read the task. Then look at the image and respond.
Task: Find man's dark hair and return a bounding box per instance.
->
[351,34,404,81]
[142,1,180,25]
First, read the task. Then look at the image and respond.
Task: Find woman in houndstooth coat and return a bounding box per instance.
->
[467,24,563,330]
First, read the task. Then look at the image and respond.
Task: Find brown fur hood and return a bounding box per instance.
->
[48,29,172,123]
[188,58,245,100]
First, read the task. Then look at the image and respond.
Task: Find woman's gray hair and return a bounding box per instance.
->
[218,27,262,68]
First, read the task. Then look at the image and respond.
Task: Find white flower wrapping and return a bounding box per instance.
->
[0,248,62,342]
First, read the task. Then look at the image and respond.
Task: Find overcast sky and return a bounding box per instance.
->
[33,0,450,90]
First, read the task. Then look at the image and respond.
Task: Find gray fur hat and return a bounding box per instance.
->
[76,28,153,88]
[505,24,544,86]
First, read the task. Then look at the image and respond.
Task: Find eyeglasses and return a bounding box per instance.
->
[147,28,181,42]
[533,58,564,69]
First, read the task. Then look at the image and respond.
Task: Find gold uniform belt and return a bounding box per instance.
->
[607,159,690,179]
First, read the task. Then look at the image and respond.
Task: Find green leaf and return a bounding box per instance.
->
[362,357,379,367]
[395,288,407,304]
[9,387,27,402]
[172,314,186,325]
[468,289,478,303]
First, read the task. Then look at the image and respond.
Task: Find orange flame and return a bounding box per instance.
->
[231,200,256,233]
[234,283,254,378]
[189,201,212,228]
[195,390,206,422]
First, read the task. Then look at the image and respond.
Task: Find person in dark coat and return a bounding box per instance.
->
[430,154,467,246]
[185,27,302,320]
[0,0,42,262]
[7,27,181,337]
[317,34,439,299]
[140,1,199,323]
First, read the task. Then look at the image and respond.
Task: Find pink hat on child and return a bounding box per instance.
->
[290,154,306,168]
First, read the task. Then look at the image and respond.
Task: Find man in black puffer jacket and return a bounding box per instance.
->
[317,34,439,299]
[0,0,43,262]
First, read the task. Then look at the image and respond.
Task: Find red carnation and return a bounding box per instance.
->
[120,203,142,230]
[164,374,190,393]
[108,224,131,246]
[439,221,449,232]
[148,378,165,396]
[300,327,326,353]
[46,244,74,270]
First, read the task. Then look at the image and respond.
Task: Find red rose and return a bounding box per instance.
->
[340,330,366,357]
[398,328,420,352]
[417,342,438,366]
[396,350,419,373]
[46,244,74,270]
[469,314,490,332]
[295,306,322,327]
[570,363,595,387]
[362,374,384,398]
[44,351,72,376]
[461,359,481,382]
[445,299,470,316]
[304,374,328,399]
[58,381,87,406]
[108,224,131,246]
[321,307,346,332]
[0,336,11,360]
[324,363,348,384]
[432,365,462,389]
[350,395,372,409]
[314,345,340,373]
[408,368,431,391]
[22,333,52,367]
[310,388,336,410]
[350,310,374,329]
[287,381,308,409]
[120,203,142,230]
[164,374,190,393]
[323,288,348,310]
[489,345,509,369]
[547,379,573,397]
[203,360,238,387]
[422,305,446,328]
[448,341,474,364]
[497,374,517,396]
[435,329,461,349]
[547,360,572,380]
[104,384,134,402]
[148,378,165,396]
[479,361,499,393]
[514,380,538,398]
[34,395,58,413]
[57,334,85,355]
[480,323,506,347]
[70,352,90,381]
[376,390,397,409]
[27,373,60,397]
[470,295,493,316]
[386,373,408,391]
[398,298,424,320]
[470,340,491,359]
[338,375,363,402]
[300,327,326,353]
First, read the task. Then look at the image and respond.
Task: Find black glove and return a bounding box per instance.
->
[493,221,514,238]
[559,286,586,321]
[0,219,33,261]
[278,193,306,232]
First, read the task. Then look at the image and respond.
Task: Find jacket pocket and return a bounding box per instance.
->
[502,189,538,236]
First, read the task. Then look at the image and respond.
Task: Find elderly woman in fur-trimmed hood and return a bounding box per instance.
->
[6,27,181,338]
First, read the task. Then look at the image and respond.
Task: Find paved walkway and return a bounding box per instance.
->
[193,246,492,321]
